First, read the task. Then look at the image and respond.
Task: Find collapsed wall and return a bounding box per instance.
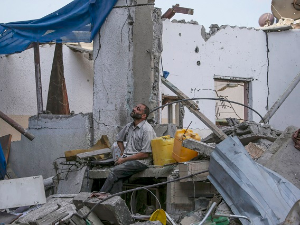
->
[161,20,300,131]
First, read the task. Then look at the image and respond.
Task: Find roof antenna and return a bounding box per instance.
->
[184,121,193,135]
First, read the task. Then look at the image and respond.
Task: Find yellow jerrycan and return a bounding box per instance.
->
[151,135,176,166]
[172,129,201,162]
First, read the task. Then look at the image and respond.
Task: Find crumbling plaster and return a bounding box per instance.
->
[161,20,300,131]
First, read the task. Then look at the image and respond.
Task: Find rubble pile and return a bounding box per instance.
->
[1,122,300,225]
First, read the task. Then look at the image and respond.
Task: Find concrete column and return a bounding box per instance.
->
[93,0,162,143]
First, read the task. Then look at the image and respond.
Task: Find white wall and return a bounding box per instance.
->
[0,44,93,140]
[161,20,300,131]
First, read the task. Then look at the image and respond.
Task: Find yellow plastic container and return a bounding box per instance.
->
[172,129,201,162]
[151,135,176,166]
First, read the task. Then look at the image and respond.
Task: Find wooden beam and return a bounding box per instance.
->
[161,77,227,141]
[33,42,43,115]
[0,111,35,141]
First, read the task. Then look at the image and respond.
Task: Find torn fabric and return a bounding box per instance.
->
[0,0,117,54]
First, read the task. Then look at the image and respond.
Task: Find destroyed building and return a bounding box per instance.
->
[0,0,300,224]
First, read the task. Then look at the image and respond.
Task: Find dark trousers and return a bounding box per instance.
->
[100,160,148,194]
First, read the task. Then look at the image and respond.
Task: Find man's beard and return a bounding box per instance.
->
[130,111,142,119]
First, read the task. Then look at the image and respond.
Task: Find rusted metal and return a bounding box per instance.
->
[161,4,194,19]
[161,77,227,141]
[0,111,35,141]
[33,42,43,115]
[46,43,70,115]
[244,81,249,121]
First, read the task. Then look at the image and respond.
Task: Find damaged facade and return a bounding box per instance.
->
[1,0,300,224]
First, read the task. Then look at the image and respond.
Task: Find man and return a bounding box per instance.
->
[92,103,157,199]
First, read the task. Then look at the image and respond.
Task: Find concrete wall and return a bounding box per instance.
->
[93,0,162,143]
[10,114,93,178]
[161,20,300,131]
[0,44,93,141]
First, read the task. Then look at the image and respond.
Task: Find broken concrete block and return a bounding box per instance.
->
[73,192,134,225]
[17,195,76,223]
[179,161,209,182]
[215,200,233,215]
[153,124,177,138]
[252,138,273,151]
[57,166,87,194]
[78,206,104,225]
[245,142,265,159]
[262,126,300,189]
[65,135,111,161]
[182,139,214,158]
[202,121,282,145]
[0,176,46,210]
[73,192,91,210]
[76,148,111,160]
[179,210,203,225]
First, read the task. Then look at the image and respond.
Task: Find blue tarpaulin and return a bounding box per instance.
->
[0,143,6,180]
[0,0,118,55]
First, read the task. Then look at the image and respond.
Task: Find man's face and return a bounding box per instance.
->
[130,104,145,119]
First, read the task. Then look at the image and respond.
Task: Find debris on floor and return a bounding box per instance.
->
[1,123,300,225]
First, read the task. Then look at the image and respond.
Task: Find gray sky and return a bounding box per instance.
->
[0,0,272,29]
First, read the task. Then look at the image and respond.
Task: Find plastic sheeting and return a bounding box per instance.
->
[0,143,6,180]
[208,136,300,225]
[0,0,117,54]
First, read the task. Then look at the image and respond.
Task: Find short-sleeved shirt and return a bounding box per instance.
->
[116,120,157,165]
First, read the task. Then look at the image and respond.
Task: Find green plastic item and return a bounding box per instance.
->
[204,216,229,225]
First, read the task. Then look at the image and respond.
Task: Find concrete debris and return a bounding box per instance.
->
[283,199,300,225]
[153,124,177,138]
[74,192,134,225]
[215,200,233,215]
[179,210,203,225]
[260,126,300,189]
[78,206,104,225]
[182,139,215,158]
[244,142,265,159]
[0,176,46,210]
[202,121,282,145]
[16,195,76,223]
[57,166,88,194]
[132,221,163,225]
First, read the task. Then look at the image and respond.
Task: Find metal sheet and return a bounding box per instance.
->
[0,176,46,209]
[208,136,300,225]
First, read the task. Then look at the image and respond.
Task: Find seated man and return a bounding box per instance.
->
[92,103,157,199]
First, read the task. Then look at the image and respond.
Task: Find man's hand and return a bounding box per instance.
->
[115,156,127,165]
[114,152,149,165]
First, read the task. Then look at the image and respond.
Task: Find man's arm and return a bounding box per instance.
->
[115,152,149,165]
[117,141,125,155]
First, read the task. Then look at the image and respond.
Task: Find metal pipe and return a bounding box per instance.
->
[0,110,35,141]
[214,213,251,224]
[166,212,177,225]
[33,42,43,115]
[197,202,217,225]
